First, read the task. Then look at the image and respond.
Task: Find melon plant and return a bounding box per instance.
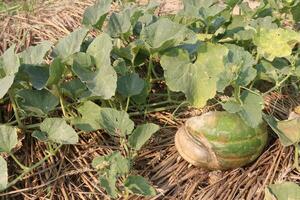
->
[0,0,299,199]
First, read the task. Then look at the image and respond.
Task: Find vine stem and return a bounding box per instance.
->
[9,153,29,171]
[125,97,130,112]
[54,85,68,118]
[263,73,292,96]
[8,89,24,128]
[294,144,300,172]
[4,144,62,191]
[129,104,184,116]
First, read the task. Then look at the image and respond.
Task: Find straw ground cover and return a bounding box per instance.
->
[0,0,300,199]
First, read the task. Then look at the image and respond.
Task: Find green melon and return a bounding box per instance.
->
[175,111,268,170]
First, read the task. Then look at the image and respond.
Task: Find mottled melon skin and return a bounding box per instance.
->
[177,111,268,170]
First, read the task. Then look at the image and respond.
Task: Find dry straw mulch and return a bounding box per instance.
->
[0,1,300,200]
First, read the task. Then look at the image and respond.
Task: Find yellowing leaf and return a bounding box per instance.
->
[254,28,300,61]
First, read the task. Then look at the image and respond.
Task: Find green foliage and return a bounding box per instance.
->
[265,182,300,200]
[0,156,7,191]
[36,118,78,144]
[1,0,300,196]
[0,125,18,153]
[82,0,111,28]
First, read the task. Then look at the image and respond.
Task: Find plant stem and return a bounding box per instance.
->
[4,144,62,191]
[294,144,300,172]
[233,85,241,104]
[54,85,68,118]
[129,105,184,116]
[9,153,29,171]
[8,89,24,128]
[125,97,130,112]
[263,73,292,96]
[147,55,153,81]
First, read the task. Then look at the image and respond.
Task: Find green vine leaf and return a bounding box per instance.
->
[19,65,49,90]
[107,12,131,38]
[0,45,20,98]
[128,123,159,150]
[0,156,8,191]
[161,42,228,108]
[52,28,89,60]
[265,182,300,200]
[217,44,256,92]
[19,41,52,65]
[82,0,111,28]
[254,28,300,61]
[17,89,59,116]
[73,34,117,99]
[117,73,145,97]
[72,101,102,132]
[98,108,134,137]
[0,125,18,153]
[39,118,78,144]
[60,78,89,100]
[47,58,65,86]
[141,18,189,53]
[100,176,118,198]
[124,175,156,196]
[238,91,263,128]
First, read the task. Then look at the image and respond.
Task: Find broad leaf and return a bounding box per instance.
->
[263,114,294,146]
[107,12,131,38]
[47,58,65,86]
[217,44,256,92]
[72,101,102,131]
[124,175,156,196]
[0,156,7,191]
[92,152,130,176]
[20,65,49,90]
[52,28,89,60]
[117,73,145,97]
[0,125,18,153]
[161,43,228,108]
[98,108,134,136]
[100,176,118,198]
[82,0,111,28]
[265,182,300,200]
[39,118,78,144]
[17,89,59,116]
[141,18,188,53]
[60,78,89,99]
[128,123,159,150]
[32,130,48,142]
[19,41,52,65]
[278,118,300,143]
[0,45,20,98]
[222,99,241,113]
[254,28,300,61]
[238,91,263,128]
[73,34,117,99]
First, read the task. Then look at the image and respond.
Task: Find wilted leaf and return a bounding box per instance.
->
[277,118,300,145]
[52,28,89,60]
[39,118,78,144]
[161,43,228,108]
[82,0,111,28]
[265,182,300,200]
[238,91,263,128]
[19,41,52,65]
[0,157,8,191]
[254,28,300,61]
[128,123,159,150]
[0,125,18,153]
[117,73,145,97]
[124,175,156,196]
[98,108,134,136]
[17,89,59,116]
